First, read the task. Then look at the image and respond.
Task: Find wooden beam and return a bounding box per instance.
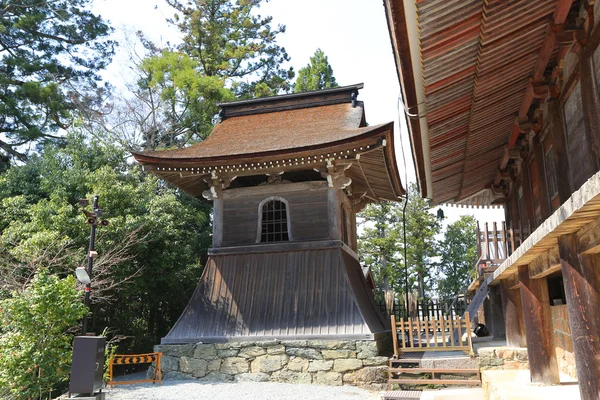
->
[518,265,560,384]
[500,279,527,347]
[508,1,574,148]
[558,234,600,400]
[577,215,600,254]
[529,246,561,279]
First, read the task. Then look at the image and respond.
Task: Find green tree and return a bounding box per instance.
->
[0,0,114,163]
[436,215,478,298]
[166,0,294,98]
[294,49,338,93]
[0,131,212,351]
[403,183,440,298]
[0,269,87,399]
[138,50,234,147]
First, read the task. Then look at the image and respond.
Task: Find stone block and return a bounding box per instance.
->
[307,360,333,372]
[280,340,308,347]
[163,371,196,380]
[356,341,378,359]
[307,340,356,350]
[198,371,232,382]
[254,340,280,347]
[234,372,271,382]
[287,357,309,372]
[272,370,312,384]
[266,344,286,355]
[514,349,528,361]
[180,357,208,377]
[333,359,363,372]
[285,347,322,359]
[250,354,289,373]
[238,346,267,358]
[348,366,387,384]
[314,371,342,386]
[155,344,194,358]
[194,344,217,359]
[161,355,180,372]
[321,350,355,359]
[217,349,239,358]
[215,342,243,350]
[361,356,388,366]
[207,358,221,372]
[220,357,250,374]
[496,349,514,360]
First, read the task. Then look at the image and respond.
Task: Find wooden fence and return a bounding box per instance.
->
[391,312,473,356]
[377,296,469,321]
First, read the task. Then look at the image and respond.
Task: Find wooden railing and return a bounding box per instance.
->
[391,312,473,356]
[475,221,531,280]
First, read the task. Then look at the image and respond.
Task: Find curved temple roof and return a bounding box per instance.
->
[132,84,405,202]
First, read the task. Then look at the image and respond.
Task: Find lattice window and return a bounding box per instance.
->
[259,198,290,243]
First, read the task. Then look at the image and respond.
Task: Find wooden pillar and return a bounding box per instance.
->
[548,100,572,204]
[521,161,535,231]
[489,285,506,339]
[212,198,223,247]
[500,280,526,347]
[327,188,341,240]
[558,234,600,400]
[533,136,551,220]
[518,264,560,384]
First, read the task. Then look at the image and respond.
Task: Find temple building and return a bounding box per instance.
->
[386,0,600,398]
[133,84,404,344]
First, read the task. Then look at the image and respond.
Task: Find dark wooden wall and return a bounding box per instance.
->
[220,182,330,246]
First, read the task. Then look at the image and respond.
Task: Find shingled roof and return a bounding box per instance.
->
[132,84,405,202]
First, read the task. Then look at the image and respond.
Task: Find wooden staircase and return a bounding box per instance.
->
[387,353,481,389]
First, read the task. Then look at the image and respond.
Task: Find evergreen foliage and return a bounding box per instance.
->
[436,215,478,298]
[294,49,338,92]
[0,0,114,164]
[165,0,294,98]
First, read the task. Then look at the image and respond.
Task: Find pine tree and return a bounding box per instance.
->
[0,0,114,163]
[294,49,338,93]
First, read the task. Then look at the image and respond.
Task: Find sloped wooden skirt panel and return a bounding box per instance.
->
[162,248,387,343]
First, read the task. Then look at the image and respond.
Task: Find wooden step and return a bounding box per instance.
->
[389,368,480,374]
[388,378,481,385]
[382,390,422,400]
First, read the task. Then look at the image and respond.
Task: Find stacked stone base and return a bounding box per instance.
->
[152,339,389,389]
[478,347,529,371]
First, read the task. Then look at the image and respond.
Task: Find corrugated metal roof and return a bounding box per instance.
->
[161,248,388,343]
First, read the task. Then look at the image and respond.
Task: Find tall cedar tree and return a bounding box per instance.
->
[403,183,440,298]
[358,183,440,301]
[165,0,294,98]
[0,0,114,165]
[436,215,477,298]
[294,49,338,92]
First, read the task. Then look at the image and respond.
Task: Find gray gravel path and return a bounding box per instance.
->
[106,373,382,400]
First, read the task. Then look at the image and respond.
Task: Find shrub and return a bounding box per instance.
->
[0,269,87,400]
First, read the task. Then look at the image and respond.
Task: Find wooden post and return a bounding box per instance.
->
[489,285,505,339]
[327,188,341,240]
[548,100,572,205]
[212,198,223,247]
[533,135,551,220]
[558,234,600,400]
[579,52,600,171]
[500,280,526,347]
[521,161,535,232]
[518,265,560,384]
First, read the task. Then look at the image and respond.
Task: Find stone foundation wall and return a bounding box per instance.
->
[153,339,390,389]
[551,305,577,378]
[477,347,529,371]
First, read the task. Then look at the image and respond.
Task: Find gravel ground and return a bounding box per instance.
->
[106,372,382,400]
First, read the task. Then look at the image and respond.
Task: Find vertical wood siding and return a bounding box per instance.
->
[221,187,330,246]
[162,248,387,343]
